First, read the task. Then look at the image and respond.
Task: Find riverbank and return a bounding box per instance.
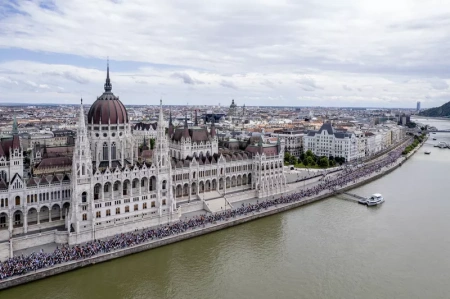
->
[412,116,450,121]
[0,142,422,290]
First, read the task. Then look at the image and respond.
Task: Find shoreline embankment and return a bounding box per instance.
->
[0,141,423,291]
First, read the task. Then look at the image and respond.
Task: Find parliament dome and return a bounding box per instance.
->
[87,64,128,125]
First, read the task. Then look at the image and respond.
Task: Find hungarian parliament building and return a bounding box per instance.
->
[0,67,286,253]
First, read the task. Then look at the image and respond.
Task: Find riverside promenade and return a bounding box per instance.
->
[0,138,422,290]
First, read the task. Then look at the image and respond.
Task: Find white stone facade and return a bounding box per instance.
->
[303,123,358,162]
[0,71,287,252]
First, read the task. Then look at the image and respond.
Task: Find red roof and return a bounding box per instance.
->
[12,135,20,149]
[36,157,72,169]
[88,94,128,124]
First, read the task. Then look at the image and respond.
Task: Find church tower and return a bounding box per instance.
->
[154,100,176,218]
[9,115,23,181]
[69,99,94,236]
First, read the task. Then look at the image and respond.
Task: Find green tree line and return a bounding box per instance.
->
[284,150,346,168]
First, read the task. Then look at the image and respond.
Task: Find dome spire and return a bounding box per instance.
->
[104,57,112,93]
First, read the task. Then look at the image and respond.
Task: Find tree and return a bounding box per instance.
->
[284,152,291,163]
[305,150,314,157]
[335,157,345,165]
[318,157,329,168]
[305,156,315,166]
[299,153,305,162]
[150,138,156,150]
[289,155,297,165]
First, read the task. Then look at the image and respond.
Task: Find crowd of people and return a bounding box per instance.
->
[0,144,408,281]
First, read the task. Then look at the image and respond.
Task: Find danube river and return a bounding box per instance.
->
[3,118,450,299]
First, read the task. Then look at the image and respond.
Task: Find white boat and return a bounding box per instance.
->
[438,142,447,148]
[425,151,431,155]
[359,193,384,206]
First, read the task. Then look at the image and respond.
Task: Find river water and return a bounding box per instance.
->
[3,118,450,299]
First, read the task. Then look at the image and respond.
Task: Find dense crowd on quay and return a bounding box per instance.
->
[0,144,408,281]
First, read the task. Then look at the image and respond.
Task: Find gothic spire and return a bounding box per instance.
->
[194,109,198,126]
[104,58,112,93]
[79,98,86,130]
[12,114,18,135]
[158,99,164,124]
[168,107,174,136]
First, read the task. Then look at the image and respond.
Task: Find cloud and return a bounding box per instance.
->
[297,77,323,91]
[220,80,238,90]
[428,78,449,90]
[1,0,450,107]
[342,84,352,91]
[0,76,19,86]
[171,72,204,85]
[260,79,276,89]
[44,71,89,84]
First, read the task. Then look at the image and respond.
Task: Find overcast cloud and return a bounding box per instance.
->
[1,0,450,107]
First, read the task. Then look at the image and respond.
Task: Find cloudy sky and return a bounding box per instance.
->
[1,0,450,108]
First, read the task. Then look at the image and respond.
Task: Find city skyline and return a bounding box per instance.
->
[1,1,450,108]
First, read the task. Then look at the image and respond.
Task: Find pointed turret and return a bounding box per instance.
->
[11,112,21,150]
[104,58,112,93]
[69,98,94,233]
[168,108,174,136]
[79,98,86,129]
[12,114,18,135]
[153,100,177,218]
[158,99,164,125]
[154,99,170,168]
[74,98,92,168]
[276,135,281,154]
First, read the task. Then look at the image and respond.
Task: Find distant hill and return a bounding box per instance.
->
[419,101,450,117]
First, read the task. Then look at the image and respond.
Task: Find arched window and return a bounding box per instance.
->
[162,180,167,190]
[150,176,156,191]
[103,142,108,161]
[111,142,117,160]
[82,192,87,203]
[82,164,85,175]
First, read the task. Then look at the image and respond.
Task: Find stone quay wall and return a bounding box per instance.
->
[0,143,421,291]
